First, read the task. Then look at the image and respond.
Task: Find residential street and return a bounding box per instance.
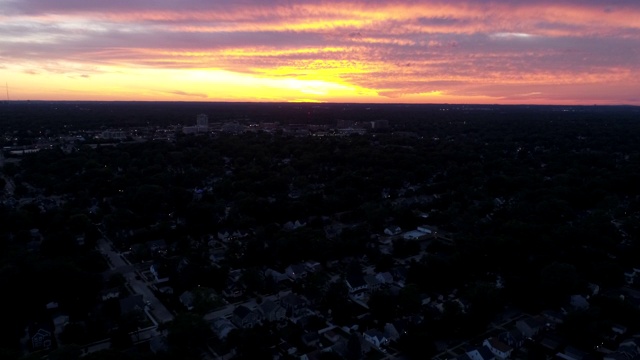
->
[204,290,292,321]
[98,237,174,324]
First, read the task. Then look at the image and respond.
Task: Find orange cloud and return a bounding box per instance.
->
[1,1,639,104]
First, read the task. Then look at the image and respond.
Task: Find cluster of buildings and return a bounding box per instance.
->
[181,114,390,136]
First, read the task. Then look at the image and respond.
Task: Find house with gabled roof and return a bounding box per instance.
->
[462,345,496,360]
[301,332,321,347]
[516,316,544,338]
[285,264,308,281]
[232,305,262,328]
[364,274,382,291]
[384,226,402,236]
[383,322,401,341]
[210,318,236,339]
[265,268,289,284]
[346,273,368,295]
[149,262,170,283]
[363,329,389,348]
[483,337,513,359]
[323,330,344,344]
[281,293,310,318]
[498,329,524,349]
[260,299,286,322]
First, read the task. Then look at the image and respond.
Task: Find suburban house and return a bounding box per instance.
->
[458,346,496,360]
[385,320,410,341]
[210,318,236,339]
[301,332,321,347]
[498,330,525,349]
[149,262,170,283]
[265,268,290,284]
[280,293,310,318]
[483,337,513,359]
[260,299,286,322]
[417,225,433,234]
[516,316,544,338]
[232,305,262,328]
[383,323,401,341]
[364,274,382,292]
[384,226,402,236]
[363,329,389,348]
[285,264,308,281]
[323,330,344,344]
[346,273,368,295]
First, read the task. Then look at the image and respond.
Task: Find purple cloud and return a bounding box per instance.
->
[1,0,639,104]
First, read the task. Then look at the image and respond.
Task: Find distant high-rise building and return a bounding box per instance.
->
[183,114,210,134]
[196,114,208,128]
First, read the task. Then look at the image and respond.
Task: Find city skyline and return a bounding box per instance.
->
[1,0,639,105]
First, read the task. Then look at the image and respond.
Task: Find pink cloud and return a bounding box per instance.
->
[1,0,639,104]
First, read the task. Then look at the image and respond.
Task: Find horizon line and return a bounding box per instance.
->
[3,100,639,108]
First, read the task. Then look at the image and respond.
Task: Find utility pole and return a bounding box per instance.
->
[5,82,8,101]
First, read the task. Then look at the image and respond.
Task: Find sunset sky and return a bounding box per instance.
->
[1,0,639,104]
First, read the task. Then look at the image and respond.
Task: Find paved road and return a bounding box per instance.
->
[204,290,292,321]
[98,238,129,268]
[97,237,174,324]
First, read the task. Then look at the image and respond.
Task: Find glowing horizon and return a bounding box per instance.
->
[1,0,639,105]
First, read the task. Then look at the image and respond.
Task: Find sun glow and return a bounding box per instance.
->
[2,1,639,104]
[2,63,378,102]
